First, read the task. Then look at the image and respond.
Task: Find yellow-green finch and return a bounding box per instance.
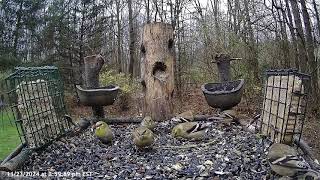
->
[93,121,114,144]
[141,116,156,130]
[172,122,210,140]
[132,126,154,149]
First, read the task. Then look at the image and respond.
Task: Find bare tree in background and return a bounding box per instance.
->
[128,0,135,79]
[300,0,319,102]
[0,0,319,110]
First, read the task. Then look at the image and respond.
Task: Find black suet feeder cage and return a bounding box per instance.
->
[257,69,310,145]
[4,66,71,149]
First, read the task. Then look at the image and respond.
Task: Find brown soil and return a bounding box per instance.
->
[302,116,320,160]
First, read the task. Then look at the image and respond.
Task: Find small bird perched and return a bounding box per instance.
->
[93,121,114,144]
[78,117,91,130]
[171,110,194,123]
[141,116,156,130]
[132,126,154,149]
[267,143,316,177]
[172,122,210,140]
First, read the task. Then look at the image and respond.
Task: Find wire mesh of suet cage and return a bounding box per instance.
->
[257,69,310,145]
[0,94,9,125]
[0,93,16,132]
[4,66,71,149]
[0,78,22,160]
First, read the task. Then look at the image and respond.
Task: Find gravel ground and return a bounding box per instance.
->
[22,121,273,179]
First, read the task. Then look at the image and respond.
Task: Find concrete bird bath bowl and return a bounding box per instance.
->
[201,79,245,110]
[76,85,119,106]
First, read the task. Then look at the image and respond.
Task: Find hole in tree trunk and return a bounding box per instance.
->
[168,39,174,49]
[152,62,167,76]
[141,44,146,54]
[141,80,146,88]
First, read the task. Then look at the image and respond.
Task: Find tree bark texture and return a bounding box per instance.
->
[116,0,122,73]
[284,0,299,69]
[244,0,260,83]
[290,0,307,72]
[215,54,232,82]
[0,149,32,172]
[313,0,320,38]
[141,23,175,121]
[128,0,135,79]
[83,55,105,118]
[300,0,320,105]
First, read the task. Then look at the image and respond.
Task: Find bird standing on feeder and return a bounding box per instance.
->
[93,121,114,144]
[267,143,320,177]
[132,126,154,149]
[171,122,210,140]
[141,116,156,130]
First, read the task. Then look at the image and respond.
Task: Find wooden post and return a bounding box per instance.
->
[141,23,175,121]
[0,149,32,172]
[214,54,232,82]
[83,55,105,118]
[213,54,242,82]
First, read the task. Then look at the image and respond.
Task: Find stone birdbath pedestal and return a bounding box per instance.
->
[201,54,244,111]
[76,55,119,119]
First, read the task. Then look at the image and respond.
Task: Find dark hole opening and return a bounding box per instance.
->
[141,44,146,54]
[168,39,174,49]
[152,62,167,76]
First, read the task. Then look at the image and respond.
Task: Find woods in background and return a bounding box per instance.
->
[0,0,319,110]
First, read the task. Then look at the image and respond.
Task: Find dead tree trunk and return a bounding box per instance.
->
[0,149,32,172]
[83,55,105,118]
[141,23,175,121]
[215,54,232,82]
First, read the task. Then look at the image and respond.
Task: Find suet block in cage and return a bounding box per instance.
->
[5,67,70,149]
[259,69,310,144]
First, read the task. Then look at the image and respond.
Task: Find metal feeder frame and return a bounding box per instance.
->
[257,69,310,144]
[4,66,71,149]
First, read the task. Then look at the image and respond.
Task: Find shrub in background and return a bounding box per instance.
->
[0,55,20,71]
[0,71,10,91]
[100,70,140,110]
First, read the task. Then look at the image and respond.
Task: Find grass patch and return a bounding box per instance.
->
[0,109,21,160]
